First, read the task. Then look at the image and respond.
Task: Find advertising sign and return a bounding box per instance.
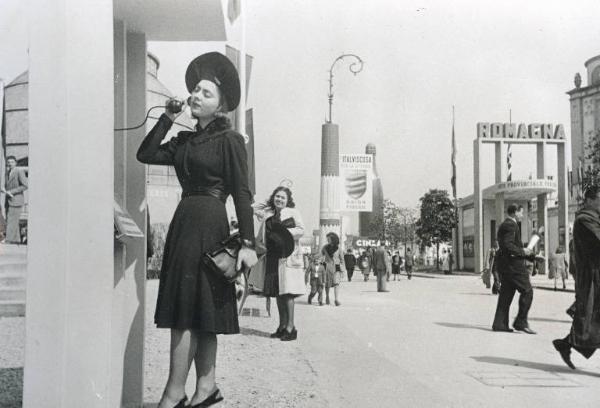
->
[339,154,373,211]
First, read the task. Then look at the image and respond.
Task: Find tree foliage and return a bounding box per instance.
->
[368,199,418,248]
[396,206,419,248]
[415,189,457,260]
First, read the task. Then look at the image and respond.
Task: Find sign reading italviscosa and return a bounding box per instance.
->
[339,154,373,212]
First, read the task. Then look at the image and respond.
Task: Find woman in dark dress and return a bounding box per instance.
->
[253,187,305,341]
[137,53,257,408]
[391,251,401,280]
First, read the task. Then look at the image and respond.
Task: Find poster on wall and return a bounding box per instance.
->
[339,154,373,212]
[463,236,474,258]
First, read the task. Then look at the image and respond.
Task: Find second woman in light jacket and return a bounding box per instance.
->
[252,186,305,341]
[321,232,346,306]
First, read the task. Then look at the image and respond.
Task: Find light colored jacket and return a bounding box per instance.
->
[372,247,389,273]
[249,205,305,292]
[5,167,28,207]
[321,246,346,276]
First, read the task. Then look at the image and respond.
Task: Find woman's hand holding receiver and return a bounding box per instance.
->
[165,98,188,122]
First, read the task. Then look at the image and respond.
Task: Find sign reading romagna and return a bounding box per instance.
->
[477,123,566,140]
[339,154,373,212]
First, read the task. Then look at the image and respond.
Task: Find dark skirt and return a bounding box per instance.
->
[392,265,401,274]
[262,253,280,297]
[154,195,239,334]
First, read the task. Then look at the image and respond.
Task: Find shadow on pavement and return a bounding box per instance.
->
[534,286,575,293]
[412,275,440,279]
[459,292,495,296]
[435,322,491,332]
[471,356,600,378]
[240,327,272,338]
[529,317,572,324]
[0,367,22,407]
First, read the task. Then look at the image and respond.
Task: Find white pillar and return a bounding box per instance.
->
[494,140,505,183]
[557,142,570,262]
[494,192,505,242]
[25,0,115,407]
[457,207,464,270]
[473,138,484,273]
[536,142,549,274]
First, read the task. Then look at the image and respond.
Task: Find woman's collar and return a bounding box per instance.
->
[195,116,231,134]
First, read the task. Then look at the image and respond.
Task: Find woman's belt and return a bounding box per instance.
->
[182,187,227,203]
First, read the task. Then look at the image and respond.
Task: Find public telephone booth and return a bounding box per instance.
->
[23,1,251,406]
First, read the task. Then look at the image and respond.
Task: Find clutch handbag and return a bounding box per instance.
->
[202,232,247,283]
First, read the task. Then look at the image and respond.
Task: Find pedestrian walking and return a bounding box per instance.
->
[359,248,372,281]
[307,257,325,306]
[549,246,568,291]
[491,204,536,334]
[372,243,390,292]
[0,208,6,242]
[391,251,401,281]
[136,52,258,408]
[448,250,454,274]
[321,232,346,306]
[2,156,28,244]
[385,249,392,282]
[405,248,414,279]
[441,249,450,275]
[553,186,600,369]
[343,247,356,282]
[253,186,306,342]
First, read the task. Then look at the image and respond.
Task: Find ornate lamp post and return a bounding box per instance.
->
[327,54,364,123]
[319,53,364,251]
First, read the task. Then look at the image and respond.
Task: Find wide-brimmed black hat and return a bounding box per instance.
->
[266,223,295,258]
[185,52,240,112]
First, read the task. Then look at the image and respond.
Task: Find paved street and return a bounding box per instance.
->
[142,271,599,408]
[1,270,597,407]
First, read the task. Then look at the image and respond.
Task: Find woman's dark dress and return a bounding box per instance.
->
[137,114,254,333]
[262,214,281,298]
[392,255,401,275]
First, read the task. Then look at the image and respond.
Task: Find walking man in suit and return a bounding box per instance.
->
[1,156,28,244]
[372,243,390,292]
[343,248,356,282]
[492,204,536,334]
[552,186,600,369]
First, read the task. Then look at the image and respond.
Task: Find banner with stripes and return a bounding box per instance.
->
[339,154,373,212]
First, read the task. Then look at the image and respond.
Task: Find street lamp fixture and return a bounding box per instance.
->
[327,54,364,123]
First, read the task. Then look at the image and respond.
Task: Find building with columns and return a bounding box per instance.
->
[568,54,600,201]
[456,122,569,272]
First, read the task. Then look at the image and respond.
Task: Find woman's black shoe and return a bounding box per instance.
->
[280,328,297,341]
[191,388,224,407]
[270,327,285,338]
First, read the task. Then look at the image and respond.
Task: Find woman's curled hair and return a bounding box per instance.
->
[266,186,295,210]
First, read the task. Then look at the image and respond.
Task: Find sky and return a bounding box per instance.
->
[2,0,600,233]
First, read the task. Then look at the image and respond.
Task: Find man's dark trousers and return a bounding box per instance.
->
[492,273,533,329]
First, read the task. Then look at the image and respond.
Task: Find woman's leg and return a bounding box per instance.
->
[158,329,197,408]
[284,295,295,331]
[276,296,287,329]
[325,286,330,304]
[190,331,218,405]
[334,285,340,305]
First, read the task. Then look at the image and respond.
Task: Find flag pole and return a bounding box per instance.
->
[451,105,458,269]
[507,109,512,182]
